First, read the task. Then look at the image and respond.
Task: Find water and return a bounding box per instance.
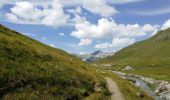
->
[113,71,164,100]
[125,75,162,100]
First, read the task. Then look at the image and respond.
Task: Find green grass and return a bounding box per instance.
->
[95,28,170,82]
[0,24,108,99]
[123,66,170,82]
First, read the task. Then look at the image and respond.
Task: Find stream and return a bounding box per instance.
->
[112,71,164,100]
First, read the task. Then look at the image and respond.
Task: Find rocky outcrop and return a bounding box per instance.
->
[122,66,134,71]
[138,76,170,100]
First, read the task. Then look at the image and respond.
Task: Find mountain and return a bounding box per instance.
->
[0,24,106,99]
[96,28,170,66]
[91,50,103,55]
[76,50,114,62]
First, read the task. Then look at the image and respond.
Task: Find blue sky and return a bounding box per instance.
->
[0,0,170,54]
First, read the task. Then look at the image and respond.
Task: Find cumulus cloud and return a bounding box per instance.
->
[62,0,142,17]
[5,13,18,21]
[95,38,135,49]
[95,43,113,49]
[71,15,158,46]
[162,19,170,30]
[54,0,118,17]
[79,39,92,46]
[70,15,159,50]
[2,0,146,26]
[2,0,118,25]
[67,6,82,15]
[3,0,117,26]
[79,51,89,55]
[76,0,118,17]
[5,1,68,27]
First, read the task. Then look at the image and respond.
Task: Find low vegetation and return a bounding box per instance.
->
[0,24,108,99]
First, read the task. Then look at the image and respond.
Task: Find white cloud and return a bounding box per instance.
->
[50,44,55,47]
[71,15,158,42]
[162,19,170,30]
[3,0,118,21]
[5,13,18,21]
[76,0,118,17]
[58,0,118,17]
[95,38,135,49]
[1,0,146,27]
[0,0,51,7]
[59,33,65,36]
[95,43,113,49]
[5,1,68,27]
[71,15,159,49]
[112,38,135,48]
[1,0,146,18]
[67,6,82,15]
[79,51,89,55]
[79,39,92,46]
[11,2,43,21]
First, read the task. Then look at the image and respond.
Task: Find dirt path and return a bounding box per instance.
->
[106,78,125,100]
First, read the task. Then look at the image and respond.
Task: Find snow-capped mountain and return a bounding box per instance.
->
[76,50,114,62]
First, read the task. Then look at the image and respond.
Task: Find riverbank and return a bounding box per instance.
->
[113,71,170,100]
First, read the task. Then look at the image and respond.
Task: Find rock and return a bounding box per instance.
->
[165,93,170,100]
[136,92,144,98]
[123,66,134,71]
[102,64,112,67]
[101,72,106,74]
[94,82,102,92]
[165,84,170,92]
[128,78,136,83]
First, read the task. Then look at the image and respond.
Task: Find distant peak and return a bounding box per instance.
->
[91,50,102,55]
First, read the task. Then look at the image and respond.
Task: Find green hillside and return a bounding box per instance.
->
[0,24,107,100]
[95,28,170,81]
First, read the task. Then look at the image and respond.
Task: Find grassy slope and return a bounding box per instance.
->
[0,24,108,100]
[95,28,170,82]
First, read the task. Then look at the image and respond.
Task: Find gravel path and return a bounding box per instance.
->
[106,78,125,100]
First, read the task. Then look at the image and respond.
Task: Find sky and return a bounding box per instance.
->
[0,0,170,54]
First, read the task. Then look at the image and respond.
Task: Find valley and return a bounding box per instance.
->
[0,24,156,100]
[93,28,170,100]
[0,0,170,100]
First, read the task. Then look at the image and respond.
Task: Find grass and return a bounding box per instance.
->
[95,28,170,82]
[0,24,108,99]
[124,65,170,82]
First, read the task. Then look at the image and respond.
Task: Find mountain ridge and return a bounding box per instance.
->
[96,28,170,66]
[76,50,114,62]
